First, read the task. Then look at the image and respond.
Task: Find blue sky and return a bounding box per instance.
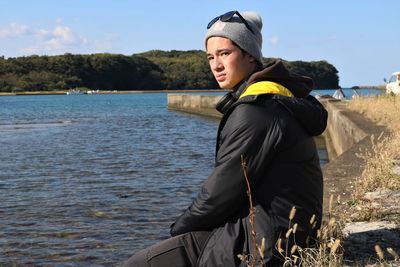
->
[0,0,399,87]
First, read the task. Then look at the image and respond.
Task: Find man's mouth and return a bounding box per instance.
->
[216,74,226,82]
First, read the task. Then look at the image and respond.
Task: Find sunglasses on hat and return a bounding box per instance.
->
[207,10,255,34]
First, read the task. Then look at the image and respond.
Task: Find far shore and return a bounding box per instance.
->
[0,86,386,97]
[0,89,228,97]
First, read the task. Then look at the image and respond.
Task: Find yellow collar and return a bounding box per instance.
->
[239,81,294,99]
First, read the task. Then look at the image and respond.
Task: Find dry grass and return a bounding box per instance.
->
[353,134,400,199]
[345,94,400,222]
[339,95,400,266]
[346,94,400,199]
[277,198,344,267]
[348,94,400,132]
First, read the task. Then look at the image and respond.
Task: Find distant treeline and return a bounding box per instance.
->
[0,50,339,92]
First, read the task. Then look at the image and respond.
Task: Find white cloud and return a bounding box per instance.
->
[1,21,115,56]
[0,23,30,38]
[43,26,86,51]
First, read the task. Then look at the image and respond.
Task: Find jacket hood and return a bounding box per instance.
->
[243,59,326,136]
[217,59,327,136]
[247,59,314,98]
[274,94,328,136]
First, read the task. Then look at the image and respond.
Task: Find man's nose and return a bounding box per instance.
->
[211,58,223,71]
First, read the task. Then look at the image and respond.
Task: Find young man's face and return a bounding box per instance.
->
[206,37,256,89]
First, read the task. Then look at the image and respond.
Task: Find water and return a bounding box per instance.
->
[0,93,219,266]
[0,92,331,266]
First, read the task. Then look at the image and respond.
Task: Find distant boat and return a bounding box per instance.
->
[66,89,83,95]
[86,90,100,94]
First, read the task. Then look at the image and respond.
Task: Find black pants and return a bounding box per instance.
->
[123,231,211,267]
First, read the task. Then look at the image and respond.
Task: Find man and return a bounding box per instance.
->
[124,10,327,267]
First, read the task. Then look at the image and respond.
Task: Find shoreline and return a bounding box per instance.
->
[0,89,227,97]
[0,87,386,97]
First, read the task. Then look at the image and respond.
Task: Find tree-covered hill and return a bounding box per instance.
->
[138,50,219,90]
[0,51,339,92]
[284,59,340,89]
[0,53,164,92]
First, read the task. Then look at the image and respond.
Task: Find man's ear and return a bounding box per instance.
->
[248,55,256,63]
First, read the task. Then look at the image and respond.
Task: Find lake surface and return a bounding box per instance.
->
[0,92,329,266]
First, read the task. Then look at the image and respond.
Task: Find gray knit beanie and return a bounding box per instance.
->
[205,11,263,66]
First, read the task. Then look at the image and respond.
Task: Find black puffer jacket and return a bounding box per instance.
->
[170,60,328,266]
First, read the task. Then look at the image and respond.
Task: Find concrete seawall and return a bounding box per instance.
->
[167,94,223,119]
[167,94,388,212]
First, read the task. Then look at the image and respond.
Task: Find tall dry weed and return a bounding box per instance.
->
[348,94,400,132]
[278,197,344,267]
[353,133,400,198]
[347,94,400,198]
[238,155,266,267]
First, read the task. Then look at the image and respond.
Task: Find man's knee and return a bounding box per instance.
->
[123,248,148,267]
[122,231,210,267]
[122,234,189,267]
